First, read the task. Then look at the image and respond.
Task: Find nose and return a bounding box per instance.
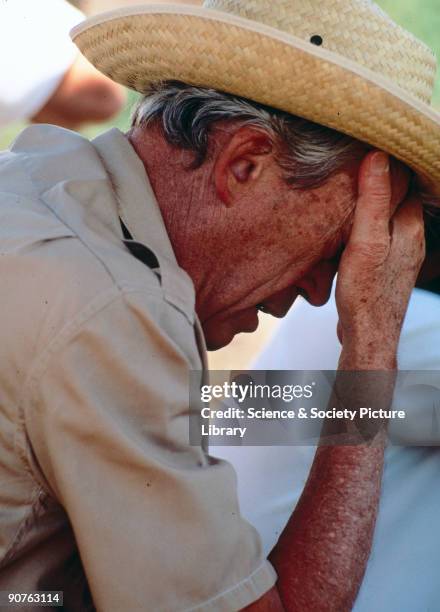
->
[296,259,338,306]
[258,285,299,318]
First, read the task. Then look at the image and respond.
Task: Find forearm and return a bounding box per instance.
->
[269,431,385,611]
[267,351,393,611]
[245,429,386,612]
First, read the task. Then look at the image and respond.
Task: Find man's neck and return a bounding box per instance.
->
[126,125,219,313]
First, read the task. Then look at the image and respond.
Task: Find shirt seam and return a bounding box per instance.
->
[184,560,277,611]
[39,187,145,294]
[12,139,195,324]
[17,146,159,297]
[13,286,168,485]
[0,484,46,569]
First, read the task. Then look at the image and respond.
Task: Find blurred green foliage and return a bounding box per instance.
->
[1,0,438,150]
[379,0,440,104]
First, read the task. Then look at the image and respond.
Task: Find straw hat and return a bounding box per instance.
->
[71,1,440,194]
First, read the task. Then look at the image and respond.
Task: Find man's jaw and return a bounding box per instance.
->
[201,285,303,350]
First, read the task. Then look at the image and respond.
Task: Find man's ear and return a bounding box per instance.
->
[213,126,273,206]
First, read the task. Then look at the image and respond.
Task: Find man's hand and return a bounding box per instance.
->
[336,151,425,369]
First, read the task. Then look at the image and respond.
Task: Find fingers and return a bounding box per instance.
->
[391,194,426,264]
[392,192,423,226]
[335,153,425,366]
[349,151,392,247]
[389,158,412,215]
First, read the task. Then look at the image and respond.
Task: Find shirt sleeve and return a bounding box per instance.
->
[23,290,276,611]
[0,0,83,125]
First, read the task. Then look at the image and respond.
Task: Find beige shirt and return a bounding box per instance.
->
[0,125,276,611]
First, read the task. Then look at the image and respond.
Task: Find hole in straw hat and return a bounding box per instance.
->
[310,35,323,46]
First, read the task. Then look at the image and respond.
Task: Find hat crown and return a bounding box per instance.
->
[204,0,437,103]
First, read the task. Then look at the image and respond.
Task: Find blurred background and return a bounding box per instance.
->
[1,0,439,368]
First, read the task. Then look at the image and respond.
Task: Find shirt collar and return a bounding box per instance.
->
[92,128,196,324]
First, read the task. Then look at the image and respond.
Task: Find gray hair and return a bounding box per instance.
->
[131,80,366,189]
[132,81,440,251]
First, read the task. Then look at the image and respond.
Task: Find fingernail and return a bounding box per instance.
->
[371,152,389,175]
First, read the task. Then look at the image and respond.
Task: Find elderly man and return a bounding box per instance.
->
[0,1,436,610]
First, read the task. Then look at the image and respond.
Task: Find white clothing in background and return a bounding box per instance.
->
[213,288,440,612]
[0,0,83,125]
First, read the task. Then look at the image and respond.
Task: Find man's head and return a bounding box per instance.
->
[128,81,411,349]
[72,1,440,349]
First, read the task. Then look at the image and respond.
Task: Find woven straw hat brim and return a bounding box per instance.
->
[71,4,440,195]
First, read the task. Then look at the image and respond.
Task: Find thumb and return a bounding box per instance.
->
[349,151,392,246]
